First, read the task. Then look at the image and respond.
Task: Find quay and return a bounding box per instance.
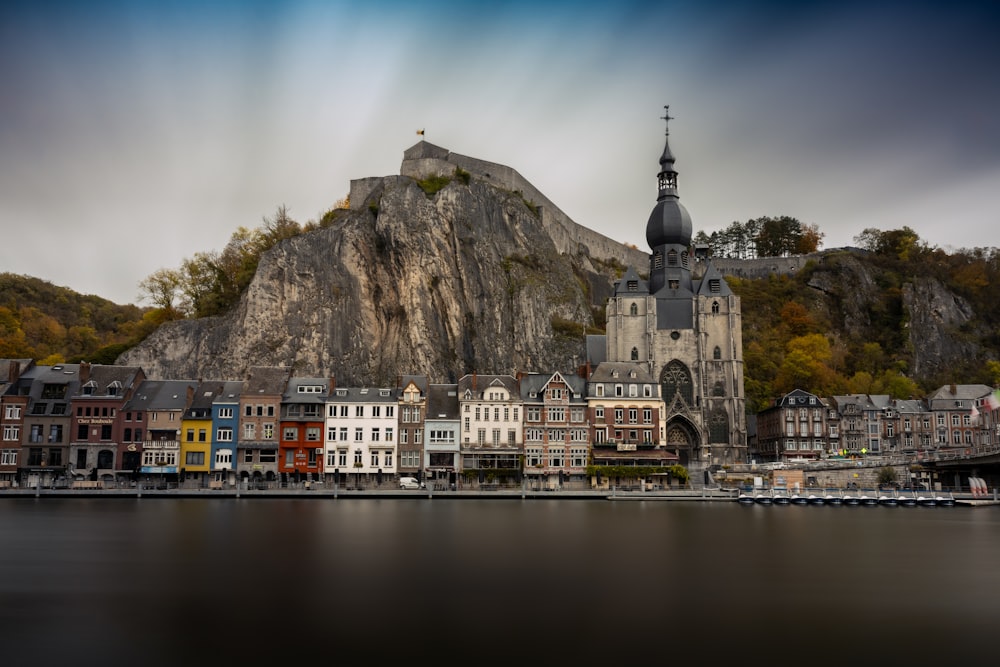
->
[2,485,997,505]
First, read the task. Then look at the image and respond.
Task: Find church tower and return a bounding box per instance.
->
[603,106,746,467]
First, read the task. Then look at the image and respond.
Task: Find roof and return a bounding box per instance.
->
[125,379,199,412]
[75,364,144,398]
[614,266,649,296]
[456,374,518,399]
[327,386,399,403]
[519,371,587,402]
[283,377,331,402]
[585,335,606,366]
[587,362,656,384]
[397,375,429,394]
[425,384,459,420]
[243,366,291,396]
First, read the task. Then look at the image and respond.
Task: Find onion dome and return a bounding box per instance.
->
[645,105,692,248]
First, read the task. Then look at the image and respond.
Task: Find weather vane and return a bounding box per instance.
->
[660,105,673,135]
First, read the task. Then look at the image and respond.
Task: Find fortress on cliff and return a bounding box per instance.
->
[349,140,651,272]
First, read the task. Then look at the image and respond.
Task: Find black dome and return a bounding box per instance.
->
[645,198,692,248]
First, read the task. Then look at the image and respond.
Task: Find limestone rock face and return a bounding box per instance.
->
[118,175,627,383]
[902,277,981,379]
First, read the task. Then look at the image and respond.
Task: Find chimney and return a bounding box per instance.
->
[79,361,91,385]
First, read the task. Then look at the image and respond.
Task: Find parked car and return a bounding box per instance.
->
[399,477,424,490]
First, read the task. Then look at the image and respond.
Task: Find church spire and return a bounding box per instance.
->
[657,105,678,200]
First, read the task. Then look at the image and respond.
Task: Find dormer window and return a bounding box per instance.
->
[627,280,638,292]
[107,381,121,396]
[710,279,721,293]
[82,381,97,396]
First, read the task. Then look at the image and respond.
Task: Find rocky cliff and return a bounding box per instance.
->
[118,150,644,383]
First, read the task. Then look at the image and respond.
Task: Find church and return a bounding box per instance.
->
[587,107,747,469]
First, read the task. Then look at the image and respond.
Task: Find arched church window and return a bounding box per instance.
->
[713,346,721,360]
[631,347,639,361]
[660,360,693,405]
[712,381,725,397]
[709,409,729,444]
[711,301,720,314]
[630,303,638,316]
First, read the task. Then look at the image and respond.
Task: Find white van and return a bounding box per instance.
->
[399,477,424,490]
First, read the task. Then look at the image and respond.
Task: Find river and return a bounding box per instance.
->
[1,498,997,666]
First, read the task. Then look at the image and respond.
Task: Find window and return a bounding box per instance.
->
[713,346,721,360]
[100,424,112,440]
[215,450,232,466]
[371,451,379,467]
[338,450,347,467]
[643,408,652,424]
[4,405,20,420]
[527,407,541,422]
[629,408,638,424]
[185,452,205,466]
[385,406,394,418]
[244,449,253,463]
[372,406,381,418]
[306,427,320,442]
[547,407,565,422]
[1,450,17,466]
[385,428,393,442]
[185,429,194,442]
[2,425,18,441]
[354,428,363,442]
[259,449,276,463]
[244,423,255,440]
[355,406,364,418]
[218,408,233,419]
[33,425,46,442]
[595,407,604,420]
[217,428,233,442]
[283,427,297,441]
[339,427,348,441]
[371,428,380,442]
[354,449,363,466]
[263,423,274,440]
[596,385,604,397]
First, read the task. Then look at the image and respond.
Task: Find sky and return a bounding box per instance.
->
[2,0,999,306]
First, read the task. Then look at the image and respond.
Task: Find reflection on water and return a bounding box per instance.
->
[1,498,998,666]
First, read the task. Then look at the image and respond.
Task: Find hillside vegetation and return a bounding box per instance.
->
[0,273,152,364]
[732,227,1000,412]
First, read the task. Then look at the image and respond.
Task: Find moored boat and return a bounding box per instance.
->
[754,492,773,505]
[825,493,842,505]
[842,492,861,506]
[738,492,755,505]
[877,492,898,506]
[916,494,937,507]
[859,490,878,506]
[898,492,917,507]
[772,491,791,505]
[790,494,809,505]
[935,493,955,507]
[807,494,825,505]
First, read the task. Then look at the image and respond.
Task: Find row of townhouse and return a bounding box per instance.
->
[753,385,1000,463]
[0,360,680,490]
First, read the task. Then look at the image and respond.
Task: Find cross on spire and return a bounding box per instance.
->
[660,105,673,135]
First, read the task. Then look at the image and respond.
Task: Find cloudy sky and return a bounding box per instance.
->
[2,0,998,306]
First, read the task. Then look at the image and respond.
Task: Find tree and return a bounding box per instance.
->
[138,268,184,317]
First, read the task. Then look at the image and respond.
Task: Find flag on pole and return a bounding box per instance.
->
[971,404,980,423]
[416,128,425,136]
[986,390,1000,411]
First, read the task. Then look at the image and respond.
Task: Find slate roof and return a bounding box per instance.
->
[242,366,291,396]
[425,384,459,420]
[456,374,519,399]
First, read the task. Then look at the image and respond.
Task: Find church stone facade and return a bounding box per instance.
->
[592,107,747,467]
